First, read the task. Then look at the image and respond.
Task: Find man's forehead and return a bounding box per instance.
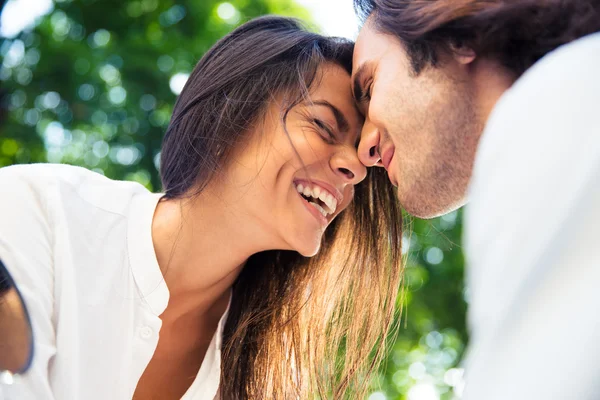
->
[353,21,391,73]
[353,21,373,64]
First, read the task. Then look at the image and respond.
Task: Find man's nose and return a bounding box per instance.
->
[357,120,382,167]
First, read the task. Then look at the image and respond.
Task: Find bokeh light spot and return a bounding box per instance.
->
[83,151,99,167]
[24,109,41,126]
[1,139,19,156]
[92,140,109,158]
[99,64,120,85]
[44,121,66,147]
[407,382,439,400]
[160,5,186,26]
[139,94,157,111]
[169,72,189,95]
[440,210,458,229]
[69,24,85,41]
[157,55,174,72]
[392,369,409,388]
[0,67,11,81]
[10,90,26,108]
[91,29,111,47]
[47,148,63,163]
[367,392,387,400]
[402,236,410,254]
[126,2,143,18]
[443,368,464,387]
[91,110,108,125]
[3,40,25,68]
[425,331,444,349]
[125,170,151,187]
[217,2,241,24]
[42,91,61,109]
[50,10,71,38]
[16,68,33,85]
[141,0,158,12]
[108,86,127,104]
[153,152,161,171]
[24,48,41,66]
[408,362,427,380]
[112,146,141,166]
[425,247,444,265]
[78,83,95,101]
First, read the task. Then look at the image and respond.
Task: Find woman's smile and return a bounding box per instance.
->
[293,179,343,226]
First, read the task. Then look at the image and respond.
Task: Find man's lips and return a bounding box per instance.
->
[380,145,398,187]
[381,146,395,171]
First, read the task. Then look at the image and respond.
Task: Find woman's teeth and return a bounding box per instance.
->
[295,183,338,217]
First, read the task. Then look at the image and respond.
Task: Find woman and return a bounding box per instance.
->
[0,16,402,399]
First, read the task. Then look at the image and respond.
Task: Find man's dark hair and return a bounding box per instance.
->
[355,0,600,76]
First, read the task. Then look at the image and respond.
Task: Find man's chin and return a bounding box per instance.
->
[399,190,467,219]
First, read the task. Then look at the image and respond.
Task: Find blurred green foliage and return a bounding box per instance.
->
[0,1,467,399]
[0,0,310,188]
[372,213,467,400]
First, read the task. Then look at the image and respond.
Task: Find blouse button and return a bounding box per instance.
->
[140,326,153,339]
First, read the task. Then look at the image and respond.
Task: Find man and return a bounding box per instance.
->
[352,1,600,399]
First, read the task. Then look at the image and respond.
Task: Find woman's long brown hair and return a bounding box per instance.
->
[160,16,403,399]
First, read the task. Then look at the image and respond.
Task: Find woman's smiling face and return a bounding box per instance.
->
[221,62,366,257]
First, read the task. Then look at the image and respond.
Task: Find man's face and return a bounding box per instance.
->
[352,19,485,218]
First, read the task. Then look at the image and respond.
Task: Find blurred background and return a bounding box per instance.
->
[0,0,467,398]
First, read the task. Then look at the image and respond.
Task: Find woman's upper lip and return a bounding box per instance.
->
[293,178,344,205]
[381,145,395,171]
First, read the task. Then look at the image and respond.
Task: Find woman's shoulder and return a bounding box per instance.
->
[0,162,121,186]
[0,163,103,190]
[0,163,153,215]
[0,163,74,211]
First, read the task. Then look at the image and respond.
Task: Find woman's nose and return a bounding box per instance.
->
[357,120,382,167]
[331,148,367,185]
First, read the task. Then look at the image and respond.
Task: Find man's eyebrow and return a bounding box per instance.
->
[353,64,368,102]
[312,100,350,133]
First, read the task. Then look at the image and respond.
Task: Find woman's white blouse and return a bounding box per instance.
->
[0,164,229,400]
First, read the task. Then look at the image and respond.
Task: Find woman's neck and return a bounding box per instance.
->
[150,186,273,323]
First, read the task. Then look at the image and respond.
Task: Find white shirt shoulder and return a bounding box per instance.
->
[0,163,149,213]
[0,164,227,400]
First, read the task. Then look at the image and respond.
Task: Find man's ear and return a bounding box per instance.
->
[450,41,476,65]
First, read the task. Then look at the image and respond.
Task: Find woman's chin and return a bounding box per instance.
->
[279,230,324,257]
[294,240,321,258]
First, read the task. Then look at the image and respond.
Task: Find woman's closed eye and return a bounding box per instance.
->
[312,118,336,143]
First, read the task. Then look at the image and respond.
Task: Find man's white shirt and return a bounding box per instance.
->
[463,33,600,399]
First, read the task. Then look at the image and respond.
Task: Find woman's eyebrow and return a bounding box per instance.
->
[312,100,350,133]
